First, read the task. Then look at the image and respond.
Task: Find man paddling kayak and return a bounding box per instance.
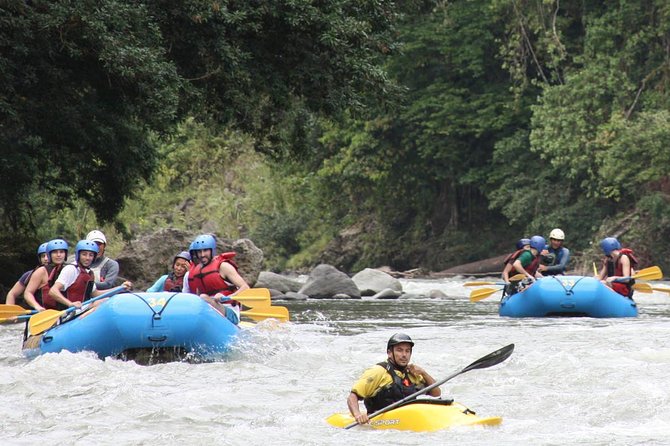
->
[346,333,440,425]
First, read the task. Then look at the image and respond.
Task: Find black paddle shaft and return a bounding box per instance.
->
[345,343,515,429]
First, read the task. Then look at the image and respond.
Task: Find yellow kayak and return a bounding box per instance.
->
[326,399,502,432]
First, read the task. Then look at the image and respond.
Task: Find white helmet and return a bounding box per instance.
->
[86,229,107,244]
[549,228,565,240]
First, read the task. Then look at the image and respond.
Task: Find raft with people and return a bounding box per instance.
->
[21,288,287,362]
[498,275,639,318]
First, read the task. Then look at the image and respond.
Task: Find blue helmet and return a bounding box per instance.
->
[173,251,192,265]
[516,238,531,250]
[37,242,48,255]
[529,235,546,253]
[46,239,69,262]
[191,234,217,257]
[600,237,621,256]
[75,240,99,263]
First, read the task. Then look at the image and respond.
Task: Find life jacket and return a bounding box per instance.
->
[40,264,64,309]
[606,248,638,297]
[187,252,239,296]
[90,256,110,283]
[163,272,184,292]
[64,265,95,304]
[363,362,422,413]
[502,249,525,266]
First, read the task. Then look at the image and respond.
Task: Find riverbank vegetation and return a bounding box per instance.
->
[1,1,669,283]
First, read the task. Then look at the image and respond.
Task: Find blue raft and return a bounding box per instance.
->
[499,275,638,318]
[22,292,240,361]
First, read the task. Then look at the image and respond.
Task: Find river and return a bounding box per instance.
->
[1,277,669,445]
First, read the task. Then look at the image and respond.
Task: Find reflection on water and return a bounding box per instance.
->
[1,277,669,445]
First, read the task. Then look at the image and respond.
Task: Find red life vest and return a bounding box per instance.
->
[163,273,184,292]
[606,248,638,297]
[41,264,64,310]
[187,252,239,296]
[64,265,95,303]
[502,248,525,266]
[526,255,540,275]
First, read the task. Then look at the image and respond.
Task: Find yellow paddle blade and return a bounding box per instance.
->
[234,288,271,307]
[651,286,670,294]
[28,309,66,336]
[633,266,663,281]
[509,274,525,282]
[632,283,653,293]
[469,287,502,302]
[0,305,34,318]
[241,306,289,322]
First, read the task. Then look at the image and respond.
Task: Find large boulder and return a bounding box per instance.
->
[117,229,263,290]
[352,268,403,296]
[255,271,302,293]
[298,264,361,299]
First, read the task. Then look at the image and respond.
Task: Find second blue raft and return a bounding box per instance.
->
[499,275,638,318]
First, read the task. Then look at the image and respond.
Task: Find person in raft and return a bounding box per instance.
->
[537,228,570,276]
[346,333,440,425]
[48,240,132,310]
[597,237,638,298]
[85,230,120,290]
[182,234,250,324]
[146,251,192,292]
[501,238,531,272]
[23,238,70,312]
[4,242,49,306]
[501,235,546,294]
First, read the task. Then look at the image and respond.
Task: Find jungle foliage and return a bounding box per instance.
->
[2,1,670,279]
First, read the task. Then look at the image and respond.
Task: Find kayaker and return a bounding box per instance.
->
[183,234,250,324]
[86,229,120,290]
[501,235,545,294]
[538,228,570,276]
[146,251,191,292]
[23,239,69,312]
[346,333,440,425]
[4,242,49,306]
[48,240,132,309]
[597,237,638,297]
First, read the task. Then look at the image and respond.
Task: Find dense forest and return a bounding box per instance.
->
[1,1,669,286]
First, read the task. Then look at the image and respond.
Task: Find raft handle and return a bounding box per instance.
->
[147,335,167,342]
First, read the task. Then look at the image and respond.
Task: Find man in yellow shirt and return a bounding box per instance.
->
[347,333,440,424]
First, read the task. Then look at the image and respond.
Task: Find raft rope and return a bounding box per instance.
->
[550,275,586,296]
[130,292,179,327]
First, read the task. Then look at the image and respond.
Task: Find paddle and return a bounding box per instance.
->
[344,343,515,429]
[0,305,37,318]
[28,286,126,336]
[241,306,290,322]
[593,262,598,277]
[469,287,504,302]
[464,274,525,287]
[632,283,670,294]
[233,288,272,307]
[613,266,663,283]
[0,314,33,324]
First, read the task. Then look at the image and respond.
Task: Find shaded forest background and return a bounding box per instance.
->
[1,1,670,287]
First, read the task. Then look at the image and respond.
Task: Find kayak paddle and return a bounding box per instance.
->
[28,286,126,336]
[344,343,515,429]
[241,306,290,322]
[0,305,37,318]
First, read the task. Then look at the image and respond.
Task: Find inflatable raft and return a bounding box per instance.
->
[22,292,240,362]
[326,399,501,432]
[499,275,638,318]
